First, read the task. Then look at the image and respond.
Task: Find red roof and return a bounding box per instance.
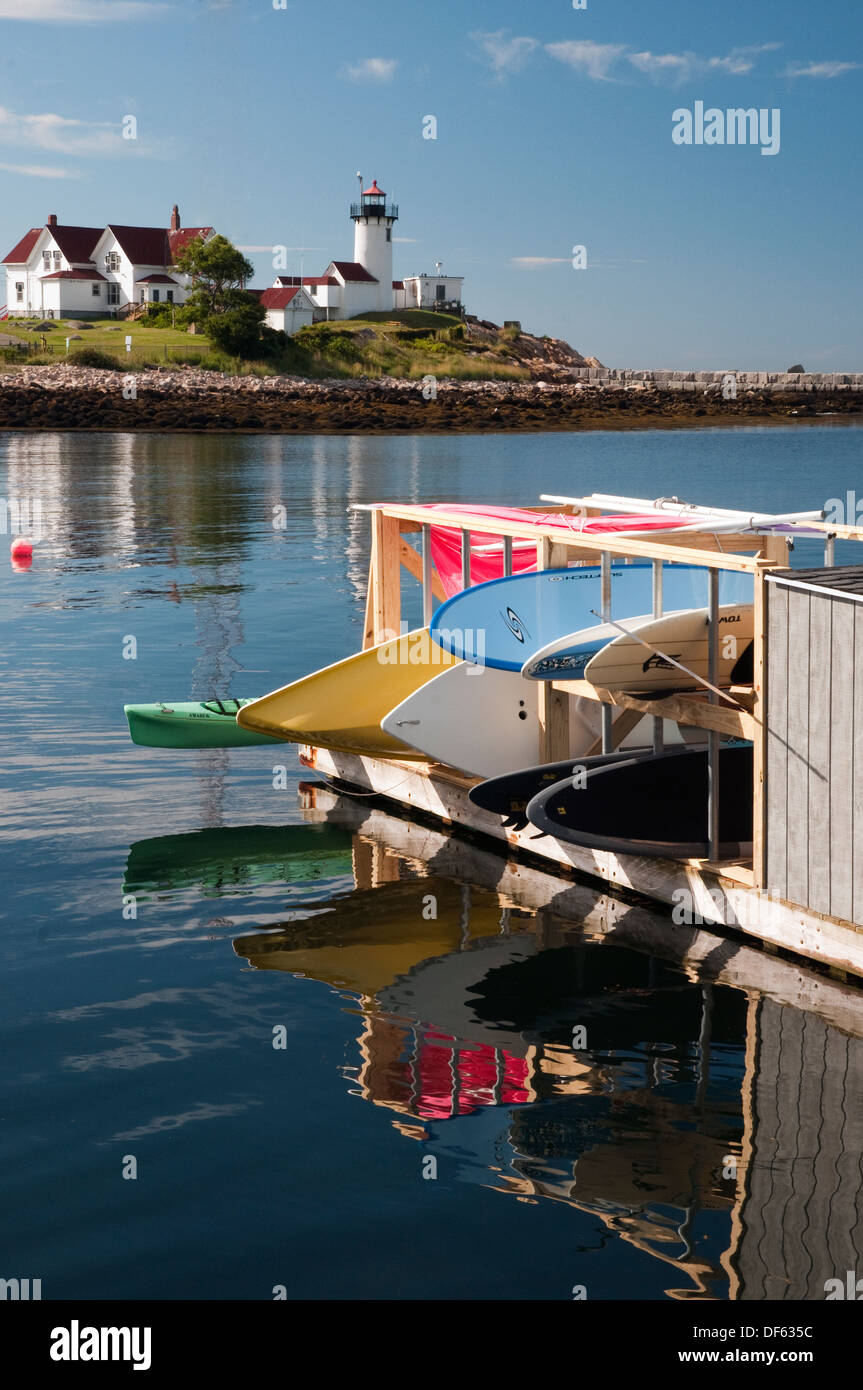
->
[50,225,104,263]
[2,227,42,264]
[259,286,304,309]
[135,273,179,285]
[363,180,385,196]
[328,260,378,284]
[167,226,213,258]
[4,219,212,270]
[392,280,404,289]
[40,268,107,281]
[108,224,211,266]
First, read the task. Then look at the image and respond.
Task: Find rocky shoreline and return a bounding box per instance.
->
[0,364,861,434]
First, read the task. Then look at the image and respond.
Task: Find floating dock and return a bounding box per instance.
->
[300,496,863,982]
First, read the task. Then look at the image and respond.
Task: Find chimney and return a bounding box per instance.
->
[170,204,180,231]
[47,214,57,228]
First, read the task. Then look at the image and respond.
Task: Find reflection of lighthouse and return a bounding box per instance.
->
[351,177,397,312]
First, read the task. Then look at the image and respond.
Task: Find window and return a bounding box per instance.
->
[92,283,101,296]
[436,284,446,301]
[53,250,61,264]
[166,290,174,303]
[107,283,120,306]
[386,227,391,242]
[42,251,51,269]
[105,251,120,271]
[152,289,160,302]
[15,282,24,302]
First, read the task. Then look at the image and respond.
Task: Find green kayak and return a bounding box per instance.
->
[124,698,281,749]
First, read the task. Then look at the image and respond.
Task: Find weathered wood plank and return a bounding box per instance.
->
[553,679,755,739]
[369,510,401,646]
[766,583,789,899]
[785,590,811,908]
[752,567,768,886]
[829,598,855,921]
[807,595,832,913]
[356,503,766,571]
[854,604,863,923]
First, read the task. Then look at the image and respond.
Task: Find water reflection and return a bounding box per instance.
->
[126,785,863,1300]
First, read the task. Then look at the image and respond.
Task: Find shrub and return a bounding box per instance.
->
[69,347,122,370]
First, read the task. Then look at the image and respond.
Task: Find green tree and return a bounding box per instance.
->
[174,234,266,357]
[173,234,255,319]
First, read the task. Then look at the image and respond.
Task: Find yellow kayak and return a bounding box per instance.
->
[236,628,459,759]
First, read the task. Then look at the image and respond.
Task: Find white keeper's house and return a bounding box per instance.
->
[2,205,213,318]
[264,177,465,325]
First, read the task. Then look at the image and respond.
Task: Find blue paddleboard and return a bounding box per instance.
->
[429,564,753,672]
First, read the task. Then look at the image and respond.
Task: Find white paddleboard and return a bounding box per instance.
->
[584,604,754,693]
[381,663,690,778]
[521,611,690,681]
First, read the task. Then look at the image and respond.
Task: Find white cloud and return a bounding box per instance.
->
[343,57,397,83]
[471,30,539,80]
[782,60,860,79]
[0,105,123,154]
[629,43,782,84]
[0,160,80,177]
[393,237,417,244]
[0,0,168,18]
[545,40,628,81]
[510,257,569,268]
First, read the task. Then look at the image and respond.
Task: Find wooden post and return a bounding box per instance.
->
[751,538,785,885]
[537,538,570,762]
[364,510,401,649]
[752,560,770,886]
[707,569,720,862]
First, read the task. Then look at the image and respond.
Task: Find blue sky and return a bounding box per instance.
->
[0,0,860,369]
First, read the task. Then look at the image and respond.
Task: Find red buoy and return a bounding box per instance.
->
[10,537,33,565]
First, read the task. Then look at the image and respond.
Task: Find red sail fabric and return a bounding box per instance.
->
[422,504,686,597]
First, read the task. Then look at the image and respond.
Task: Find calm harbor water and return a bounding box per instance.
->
[2,423,863,1302]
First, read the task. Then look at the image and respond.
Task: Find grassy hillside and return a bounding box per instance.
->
[1,308,584,382]
[291,314,531,381]
[0,316,214,370]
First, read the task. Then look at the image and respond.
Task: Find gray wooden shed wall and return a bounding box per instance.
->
[767,578,862,923]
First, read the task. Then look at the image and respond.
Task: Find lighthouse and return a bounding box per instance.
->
[351,177,398,312]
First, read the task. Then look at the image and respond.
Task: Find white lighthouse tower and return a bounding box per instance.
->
[351,176,398,312]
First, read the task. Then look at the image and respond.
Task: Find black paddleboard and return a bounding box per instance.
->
[469,746,694,819]
[526,744,753,860]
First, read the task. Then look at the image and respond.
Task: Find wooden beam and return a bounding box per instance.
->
[552,679,756,740]
[368,510,401,648]
[355,503,766,572]
[537,538,570,762]
[398,536,446,601]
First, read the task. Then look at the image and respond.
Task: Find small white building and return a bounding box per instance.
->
[402,273,465,313]
[258,284,316,335]
[2,206,213,318]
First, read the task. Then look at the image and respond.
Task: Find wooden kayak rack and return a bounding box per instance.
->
[303,494,863,979]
